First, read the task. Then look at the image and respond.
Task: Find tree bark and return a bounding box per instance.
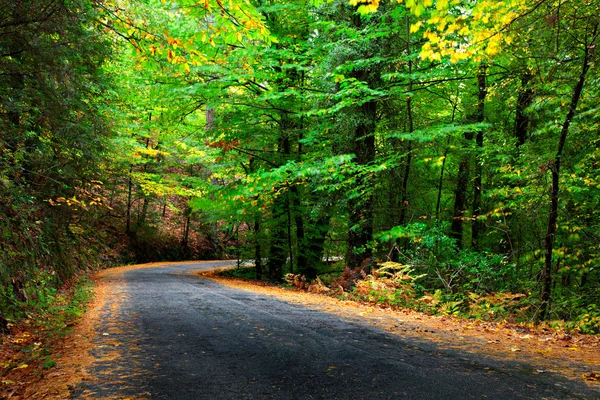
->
[515,72,534,147]
[346,97,376,267]
[471,64,487,248]
[126,165,133,235]
[398,15,414,226]
[254,216,263,280]
[267,192,287,281]
[541,41,593,319]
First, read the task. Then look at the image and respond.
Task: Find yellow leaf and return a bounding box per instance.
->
[414,3,425,16]
[410,21,422,33]
[15,364,28,370]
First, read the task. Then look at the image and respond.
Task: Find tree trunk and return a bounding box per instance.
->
[181,207,191,249]
[515,72,534,147]
[267,193,288,281]
[399,15,414,226]
[254,216,263,280]
[346,97,376,267]
[541,41,593,319]
[286,193,294,274]
[471,64,487,248]
[450,133,472,248]
[267,135,291,281]
[126,165,133,235]
[291,185,312,277]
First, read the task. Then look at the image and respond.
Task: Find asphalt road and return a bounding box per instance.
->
[73,261,598,399]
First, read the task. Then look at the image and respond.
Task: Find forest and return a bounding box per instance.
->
[1,0,599,333]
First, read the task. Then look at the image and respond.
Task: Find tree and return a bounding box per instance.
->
[0,0,113,313]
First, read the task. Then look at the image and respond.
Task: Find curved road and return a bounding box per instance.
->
[73,261,598,399]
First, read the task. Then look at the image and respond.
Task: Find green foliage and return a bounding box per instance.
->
[218,266,258,280]
[3,0,598,331]
[42,356,57,369]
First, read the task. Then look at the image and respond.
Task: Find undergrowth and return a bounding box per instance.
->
[225,260,599,335]
[218,265,258,280]
[0,274,94,377]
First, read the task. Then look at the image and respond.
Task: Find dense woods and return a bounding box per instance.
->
[1,0,599,332]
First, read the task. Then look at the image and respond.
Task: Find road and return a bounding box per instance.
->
[72,261,598,399]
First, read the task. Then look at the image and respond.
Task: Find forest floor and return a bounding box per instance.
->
[0,261,598,399]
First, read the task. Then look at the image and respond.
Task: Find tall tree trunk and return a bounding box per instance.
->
[399,16,414,226]
[136,195,150,230]
[450,133,473,248]
[515,72,534,147]
[126,165,133,235]
[254,216,263,280]
[471,64,487,248]
[541,40,593,319]
[267,134,291,281]
[345,11,378,268]
[181,209,191,249]
[267,193,288,281]
[435,102,457,223]
[291,185,312,277]
[435,146,449,221]
[346,97,377,267]
[286,193,294,274]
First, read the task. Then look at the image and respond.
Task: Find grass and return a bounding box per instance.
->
[0,274,95,379]
[217,265,259,280]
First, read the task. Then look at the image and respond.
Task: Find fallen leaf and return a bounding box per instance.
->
[519,334,531,340]
[582,372,599,381]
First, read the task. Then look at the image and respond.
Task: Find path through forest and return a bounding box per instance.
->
[24,262,600,399]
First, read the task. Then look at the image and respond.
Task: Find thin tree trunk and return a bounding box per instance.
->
[435,102,457,222]
[182,212,191,249]
[515,72,534,147]
[254,216,263,280]
[541,40,593,319]
[136,196,150,230]
[291,186,311,277]
[471,64,487,248]
[435,145,449,221]
[399,15,414,226]
[267,193,287,281]
[286,193,294,274]
[126,165,133,235]
[451,152,471,248]
[267,135,291,281]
